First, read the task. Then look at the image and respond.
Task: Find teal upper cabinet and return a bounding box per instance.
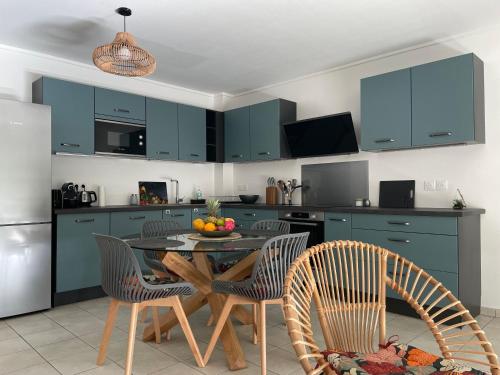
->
[360,69,412,151]
[56,213,110,293]
[146,98,178,160]
[32,77,94,155]
[95,87,146,124]
[360,53,484,152]
[178,104,206,162]
[412,54,485,147]
[250,99,296,161]
[225,107,251,162]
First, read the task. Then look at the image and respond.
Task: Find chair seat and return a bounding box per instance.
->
[322,342,486,375]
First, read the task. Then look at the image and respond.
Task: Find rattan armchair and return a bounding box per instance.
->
[283,240,499,375]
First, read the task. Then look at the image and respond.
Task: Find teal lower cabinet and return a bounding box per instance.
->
[223,208,278,223]
[192,208,221,221]
[163,208,191,228]
[234,220,256,230]
[56,213,110,295]
[324,213,351,241]
[110,210,163,271]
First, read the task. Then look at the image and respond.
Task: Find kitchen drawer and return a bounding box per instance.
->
[234,219,256,230]
[110,210,163,237]
[56,213,110,292]
[351,214,457,235]
[192,207,222,221]
[351,229,458,273]
[386,264,458,307]
[163,208,192,229]
[325,213,351,241]
[223,208,278,222]
[95,87,145,123]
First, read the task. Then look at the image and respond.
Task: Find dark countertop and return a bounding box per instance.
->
[54,203,485,217]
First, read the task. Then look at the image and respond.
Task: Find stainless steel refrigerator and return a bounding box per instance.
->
[0,99,51,318]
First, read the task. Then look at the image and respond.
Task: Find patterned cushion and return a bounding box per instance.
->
[322,343,487,375]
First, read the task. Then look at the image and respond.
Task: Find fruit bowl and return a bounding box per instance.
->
[196,229,234,238]
[192,199,236,238]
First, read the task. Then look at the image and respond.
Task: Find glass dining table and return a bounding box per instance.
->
[124,229,280,371]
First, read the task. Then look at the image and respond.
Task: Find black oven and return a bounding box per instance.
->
[95,119,146,156]
[278,210,324,248]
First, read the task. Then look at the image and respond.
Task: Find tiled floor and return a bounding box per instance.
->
[0,298,499,374]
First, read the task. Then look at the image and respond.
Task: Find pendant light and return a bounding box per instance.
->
[93,7,156,77]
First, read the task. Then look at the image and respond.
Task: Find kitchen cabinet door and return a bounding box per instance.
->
[163,208,191,229]
[192,208,222,221]
[224,107,251,162]
[324,213,351,241]
[250,100,281,160]
[412,54,484,146]
[56,213,110,292]
[95,87,145,123]
[360,68,412,151]
[146,98,178,160]
[178,104,206,162]
[33,77,94,155]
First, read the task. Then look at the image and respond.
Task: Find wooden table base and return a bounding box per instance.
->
[143,250,258,370]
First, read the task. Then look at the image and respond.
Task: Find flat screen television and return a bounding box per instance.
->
[284,112,359,158]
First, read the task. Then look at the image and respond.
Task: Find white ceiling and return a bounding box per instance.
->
[2,0,500,94]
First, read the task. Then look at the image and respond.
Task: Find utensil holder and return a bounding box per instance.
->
[265,186,278,205]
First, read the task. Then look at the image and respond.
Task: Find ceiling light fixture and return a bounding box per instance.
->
[92,7,156,77]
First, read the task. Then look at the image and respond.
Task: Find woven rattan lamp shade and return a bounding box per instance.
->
[93,31,156,77]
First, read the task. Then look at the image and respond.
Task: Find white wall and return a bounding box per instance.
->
[225,26,500,309]
[0,44,218,203]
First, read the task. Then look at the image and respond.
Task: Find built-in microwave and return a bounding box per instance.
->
[95,119,146,156]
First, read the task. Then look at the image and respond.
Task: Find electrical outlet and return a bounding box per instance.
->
[237,184,248,192]
[435,180,448,191]
[424,180,436,191]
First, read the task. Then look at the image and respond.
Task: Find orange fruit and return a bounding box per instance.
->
[193,218,205,230]
[204,222,216,232]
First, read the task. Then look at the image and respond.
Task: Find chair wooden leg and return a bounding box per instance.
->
[207,313,214,327]
[252,304,258,344]
[97,299,120,365]
[259,301,267,375]
[124,303,140,375]
[171,296,204,368]
[152,306,161,344]
[140,306,148,322]
[203,295,235,364]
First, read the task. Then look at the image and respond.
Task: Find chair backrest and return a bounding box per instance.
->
[251,219,291,234]
[94,234,147,302]
[141,220,182,238]
[248,232,309,300]
[283,240,500,375]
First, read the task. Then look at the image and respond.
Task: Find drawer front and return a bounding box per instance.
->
[234,219,256,230]
[223,208,278,222]
[351,229,458,273]
[352,214,457,235]
[56,213,110,292]
[386,265,458,306]
[192,208,222,221]
[325,213,351,241]
[163,209,192,229]
[95,87,145,123]
[110,210,162,237]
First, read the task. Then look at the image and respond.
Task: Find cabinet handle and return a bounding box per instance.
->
[75,218,94,223]
[114,108,130,113]
[329,218,347,222]
[374,138,395,143]
[387,221,410,226]
[429,131,452,137]
[129,216,146,220]
[258,152,271,156]
[158,151,170,155]
[171,214,185,217]
[244,213,256,217]
[231,154,243,159]
[61,143,80,148]
[387,238,411,243]
[190,153,200,157]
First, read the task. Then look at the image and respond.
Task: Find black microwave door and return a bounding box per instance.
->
[95,120,146,155]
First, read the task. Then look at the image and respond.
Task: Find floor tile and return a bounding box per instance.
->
[23,326,75,348]
[78,362,125,374]
[253,347,302,375]
[80,328,128,349]
[150,333,209,362]
[0,336,31,356]
[0,348,46,374]
[37,337,95,361]
[114,349,178,375]
[7,363,61,375]
[0,326,20,342]
[7,313,61,336]
[49,350,102,375]
[150,362,204,374]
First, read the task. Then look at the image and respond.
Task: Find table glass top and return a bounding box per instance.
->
[125,229,279,253]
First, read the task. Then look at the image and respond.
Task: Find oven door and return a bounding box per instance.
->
[95,119,146,156]
[284,220,324,248]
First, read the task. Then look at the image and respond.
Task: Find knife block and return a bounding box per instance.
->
[266,186,278,205]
